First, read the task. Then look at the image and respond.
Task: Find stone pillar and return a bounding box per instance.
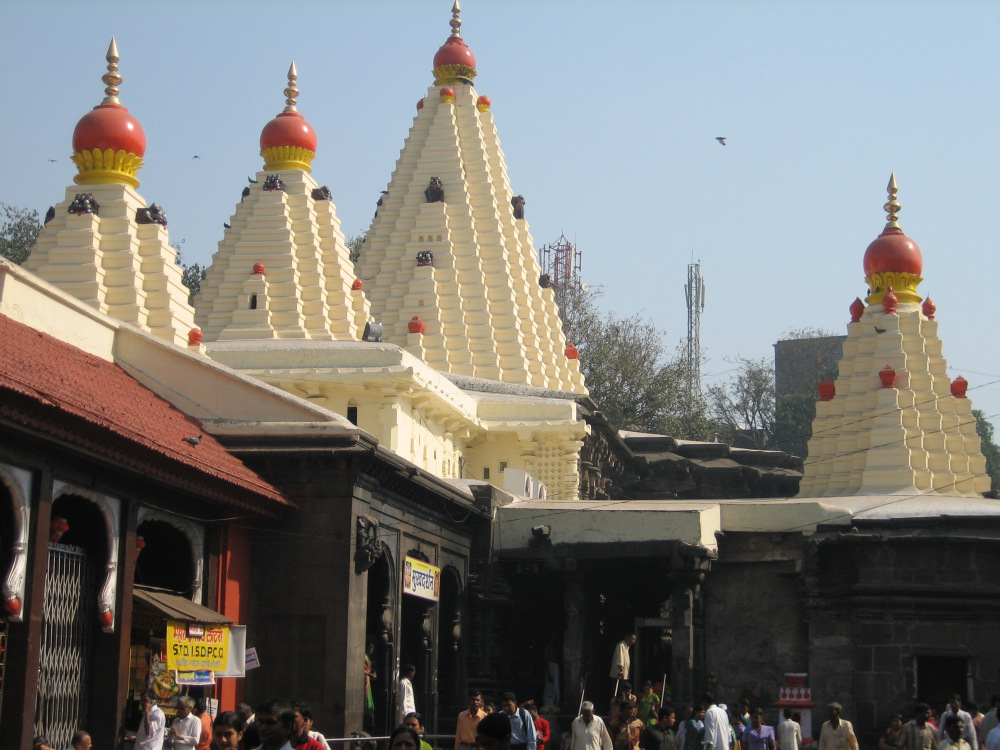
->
[562,573,585,714]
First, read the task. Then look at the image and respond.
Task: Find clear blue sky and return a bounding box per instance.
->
[3,1,1000,427]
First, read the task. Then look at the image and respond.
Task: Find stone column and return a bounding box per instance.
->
[562,573,585,714]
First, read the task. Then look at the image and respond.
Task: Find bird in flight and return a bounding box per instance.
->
[192,155,200,159]
[716,137,727,146]
[47,158,58,163]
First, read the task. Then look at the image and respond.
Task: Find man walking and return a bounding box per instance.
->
[501,692,537,750]
[640,708,678,750]
[702,693,731,750]
[169,696,203,750]
[611,635,637,695]
[818,703,858,750]
[942,716,973,750]
[457,691,487,750]
[899,703,939,750]
[778,710,801,750]
[570,701,614,750]
[137,693,166,750]
[940,696,977,749]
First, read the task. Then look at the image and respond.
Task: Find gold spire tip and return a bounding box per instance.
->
[283,61,299,113]
[883,172,901,230]
[450,0,462,37]
[102,37,122,105]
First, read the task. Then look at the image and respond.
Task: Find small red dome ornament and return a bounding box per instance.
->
[187,328,204,346]
[849,297,864,323]
[566,343,580,360]
[477,95,492,112]
[3,596,20,617]
[99,609,114,629]
[72,38,146,188]
[408,316,426,334]
[922,296,936,320]
[253,262,267,275]
[863,174,924,306]
[951,376,968,399]
[432,1,478,86]
[817,378,836,401]
[879,364,897,389]
[135,535,146,562]
[440,87,456,103]
[881,286,898,315]
[417,99,425,111]
[352,278,363,291]
[260,62,318,173]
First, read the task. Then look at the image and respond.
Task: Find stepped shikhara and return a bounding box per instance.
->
[356,2,587,394]
[195,63,369,341]
[798,175,989,497]
[25,39,197,347]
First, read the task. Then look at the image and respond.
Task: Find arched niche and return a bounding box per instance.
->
[51,482,120,632]
[136,508,204,603]
[0,464,31,622]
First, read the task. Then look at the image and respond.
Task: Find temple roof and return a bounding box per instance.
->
[797,177,989,498]
[356,9,586,394]
[0,311,291,514]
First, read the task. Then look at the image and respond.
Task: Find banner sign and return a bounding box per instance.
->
[166,620,230,671]
[175,670,215,686]
[216,625,247,678]
[403,556,441,601]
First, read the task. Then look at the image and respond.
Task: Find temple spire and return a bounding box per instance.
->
[283,61,299,113]
[102,37,122,105]
[883,172,901,230]
[450,1,462,37]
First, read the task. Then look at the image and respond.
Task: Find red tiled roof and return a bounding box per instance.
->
[0,313,291,514]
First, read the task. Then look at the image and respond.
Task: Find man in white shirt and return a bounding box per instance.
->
[940,696,977,749]
[398,664,417,725]
[136,693,166,750]
[169,696,203,750]
[702,693,732,750]
[778,709,802,750]
[570,702,613,750]
[942,717,973,750]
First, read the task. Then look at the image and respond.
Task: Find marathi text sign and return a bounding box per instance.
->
[403,556,441,601]
[166,621,230,671]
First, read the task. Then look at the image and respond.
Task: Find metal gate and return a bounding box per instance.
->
[35,543,96,749]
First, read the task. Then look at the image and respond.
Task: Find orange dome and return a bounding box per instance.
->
[434,35,477,72]
[863,228,922,276]
[73,103,146,157]
[260,111,317,153]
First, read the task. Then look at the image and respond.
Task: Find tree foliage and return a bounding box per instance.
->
[707,356,776,449]
[973,409,1000,496]
[0,203,42,265]
[173,241,207,305]
[346,233,364,263]
[553,284,713,439]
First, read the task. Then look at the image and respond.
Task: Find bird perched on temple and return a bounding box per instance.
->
[182,435,202,446]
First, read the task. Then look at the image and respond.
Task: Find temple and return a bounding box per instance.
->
[3,7,1000,750]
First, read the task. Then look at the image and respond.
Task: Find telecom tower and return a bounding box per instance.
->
[685,262,706,397]
[539,234,582,288]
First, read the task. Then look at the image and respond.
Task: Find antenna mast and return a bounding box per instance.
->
[539,233,582,288]
[684,261,705,397]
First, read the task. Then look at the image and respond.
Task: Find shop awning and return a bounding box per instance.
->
[133,586,233,624]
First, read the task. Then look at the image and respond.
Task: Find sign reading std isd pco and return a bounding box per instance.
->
[403,556,441,601]
[166,621,230,671]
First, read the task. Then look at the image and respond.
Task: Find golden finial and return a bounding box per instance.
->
[883,172,901,230]
[101,37,122,105]
[449,0,462,37]
[283,61,299,113]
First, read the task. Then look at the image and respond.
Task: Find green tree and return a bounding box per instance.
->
[347,233,364,263]
[973,409,1000,496]
[173,240,207,305]
[707,356,776,449]
[553,284,714,439]
[0,203,43,264]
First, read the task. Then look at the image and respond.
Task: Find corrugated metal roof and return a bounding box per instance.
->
[134,586,233,624]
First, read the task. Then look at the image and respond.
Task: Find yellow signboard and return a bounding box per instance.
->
[403,556,441,601]
[166,621,230,671]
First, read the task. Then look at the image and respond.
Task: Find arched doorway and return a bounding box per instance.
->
[35,493,109,748]
[365,550,395,735]
[135,519,196,597]
[400,551,435,726]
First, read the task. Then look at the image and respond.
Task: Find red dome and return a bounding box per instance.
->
[73,103,146,156]
[863,228,922,276]
[434,35,476,71]
[260,111,317,153]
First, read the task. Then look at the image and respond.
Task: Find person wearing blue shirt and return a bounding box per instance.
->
[501,693,537,750]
